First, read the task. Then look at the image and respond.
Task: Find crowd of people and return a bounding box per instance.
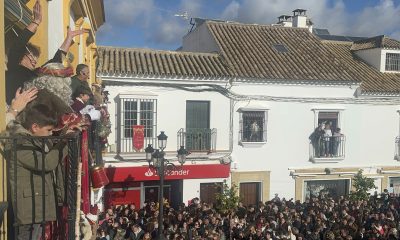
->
[2,1,110,239]
[95,193,400,240]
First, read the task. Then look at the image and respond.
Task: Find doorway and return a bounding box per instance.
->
[240,182,261,207]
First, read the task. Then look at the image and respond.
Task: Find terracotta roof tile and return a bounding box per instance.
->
[351,35,400,51]
[97,47,232,78]
[97,21,400,93]
[206,21,355,81]
[324,41,400,93]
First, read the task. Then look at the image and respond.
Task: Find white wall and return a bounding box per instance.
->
[355,48,384,72]
[230,83,399,199]
[103,79,399,200]
[182,23,220,53]
[293,16,307,28]
[105,84,231,153]
[48,0,64,59]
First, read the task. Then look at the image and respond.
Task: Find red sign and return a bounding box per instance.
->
[132,125,144,151]
[106,164,230,182]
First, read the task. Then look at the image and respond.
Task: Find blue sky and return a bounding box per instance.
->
[97,0,400,50]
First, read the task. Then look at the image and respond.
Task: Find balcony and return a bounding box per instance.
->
[177,128,217,152]
[309,135,346,163]
[395,136,400,160]
[0,122,104,239]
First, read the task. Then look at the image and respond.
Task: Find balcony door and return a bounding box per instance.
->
[186,101,210,151]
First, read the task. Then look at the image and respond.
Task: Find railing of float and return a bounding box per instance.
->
[0,134,80,240]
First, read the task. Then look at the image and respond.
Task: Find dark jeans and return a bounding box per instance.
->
[18,224,42,240]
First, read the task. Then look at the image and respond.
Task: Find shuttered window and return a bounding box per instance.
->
[186,101,210,129]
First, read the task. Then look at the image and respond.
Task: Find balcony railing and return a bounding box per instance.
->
[0,134,81,240]
[309,135,346,160]
[177,128,217,152]
[395,136,400,160]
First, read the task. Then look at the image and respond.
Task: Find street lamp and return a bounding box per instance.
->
[145,132,188,240]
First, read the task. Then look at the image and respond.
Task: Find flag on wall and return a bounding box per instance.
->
[133,125,145,151]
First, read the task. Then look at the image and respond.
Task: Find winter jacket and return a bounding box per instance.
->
[4,121,67,225]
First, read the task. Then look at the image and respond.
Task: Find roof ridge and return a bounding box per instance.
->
[205,20,310,31]
[98,46,220,57]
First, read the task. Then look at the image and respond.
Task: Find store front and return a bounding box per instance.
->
[105,164,230,209]
[304,179,350,200]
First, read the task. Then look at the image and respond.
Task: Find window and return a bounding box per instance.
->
[118,97,157,153]
[273,44,289,53]
[304,179,349,200]
[123,100,155,138]
[318,112,338,130]
[310,109,345,162]
[385,53,400,71]
[239,111,267,142]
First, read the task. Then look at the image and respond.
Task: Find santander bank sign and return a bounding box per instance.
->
[144,168,190,177]
[107,164,229,182]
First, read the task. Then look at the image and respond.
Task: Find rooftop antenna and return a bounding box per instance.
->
[174,11,189,20]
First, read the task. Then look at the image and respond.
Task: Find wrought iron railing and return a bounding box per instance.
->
[0,134,80,240]
[177,128,217,152]
[309,135,346,159]
[116,136,157,155]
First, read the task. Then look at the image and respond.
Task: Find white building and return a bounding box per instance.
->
[96,12,400,208]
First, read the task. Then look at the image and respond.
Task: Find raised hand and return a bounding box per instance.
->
[59,27,89,52]
[10,87,38,114]
[32,0,42,25]
[67,27,90,39]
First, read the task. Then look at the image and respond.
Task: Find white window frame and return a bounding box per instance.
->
[312,107,345,130]
[237,107,268,147]
[310,107,345,163]
[385,52,400,72]
[116,94,158,154]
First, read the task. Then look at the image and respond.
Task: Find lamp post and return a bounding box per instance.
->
[145,131,188,240]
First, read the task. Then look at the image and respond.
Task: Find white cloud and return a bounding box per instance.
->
[150,16,187,45]
[180,0,203,17]
[220,0,400,38]
[98,0,400,48]
[221,1,240,20]
[106,0,155,27]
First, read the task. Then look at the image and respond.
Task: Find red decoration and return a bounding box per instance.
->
[91,165,110,189]
[106,164,230,182]
[81,130,90,214]
[132,125,145,151]
[53,112,83,132]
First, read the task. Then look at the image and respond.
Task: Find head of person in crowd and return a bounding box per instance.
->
[21,104,57,136]
[76,64,90,81]
[19,43,41,70]
[75,87,91,103]
[25,62,73,105]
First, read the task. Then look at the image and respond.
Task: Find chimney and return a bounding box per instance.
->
[277,15,292,27]
[292,9,307,28]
